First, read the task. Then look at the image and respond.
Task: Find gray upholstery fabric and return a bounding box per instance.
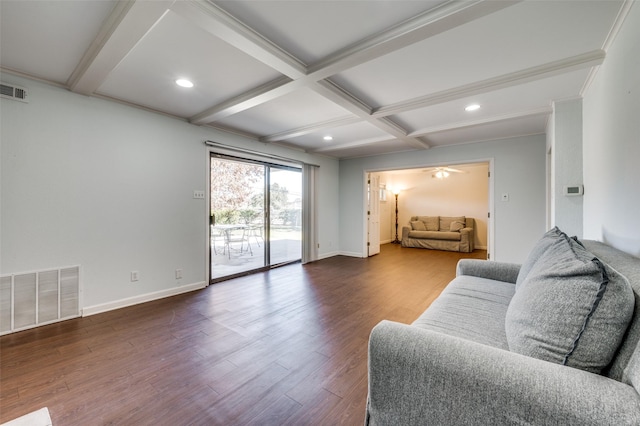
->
[583,240,640,387]
[366,237,640,425]
[366,321,640,426]
[412,275,514,349]
[505,234,634,374]
[515,226,564,289]
[456,259,521,284]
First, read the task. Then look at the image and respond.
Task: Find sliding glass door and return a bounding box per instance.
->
[269,167,302,265]
[210,154,301,281]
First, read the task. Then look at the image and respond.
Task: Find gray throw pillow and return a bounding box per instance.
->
[410,220,426,231]
[515,226,564,290]
[505,234,634,374]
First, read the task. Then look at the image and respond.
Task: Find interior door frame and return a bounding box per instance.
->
[362,158,495,259]
[367,173,381,256]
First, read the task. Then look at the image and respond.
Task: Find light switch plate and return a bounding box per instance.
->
[193,190,205,199]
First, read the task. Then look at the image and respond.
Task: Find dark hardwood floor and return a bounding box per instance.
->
[0,244,486,425]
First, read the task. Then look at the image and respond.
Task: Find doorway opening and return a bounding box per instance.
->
[366,161,493,259]
[210,154,302,282]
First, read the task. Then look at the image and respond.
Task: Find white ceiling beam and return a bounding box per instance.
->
[188,0,520,126]
[170,1,306,79]
[311,136,403,154]
[68,0,174,95]
[312,81,430,149]
[373,50,605,118]
[408,107,552,137]
[260,116,362,143]
[190,76,294,124]
[306,0,521,81]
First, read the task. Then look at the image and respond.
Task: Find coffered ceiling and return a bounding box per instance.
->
[0,0,629,159]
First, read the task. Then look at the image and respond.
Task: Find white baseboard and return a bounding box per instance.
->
[317,250,340,260]
[82,281,207,317]
[339,251,364,258]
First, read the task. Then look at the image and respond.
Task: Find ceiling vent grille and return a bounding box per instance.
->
[0,82,28,103]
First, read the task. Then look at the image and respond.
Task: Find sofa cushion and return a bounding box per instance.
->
[439,216,465,232]
[515,226,564,290]
[408,231,462,241]
[413,275,515,349]
[416,216,439,231]
[449,220,466,232]
[505,233,635,374]
[411,220,426,231]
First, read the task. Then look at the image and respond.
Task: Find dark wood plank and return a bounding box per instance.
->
[0,244,486,424]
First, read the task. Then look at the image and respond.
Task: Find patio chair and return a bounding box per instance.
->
[223,227,253,259]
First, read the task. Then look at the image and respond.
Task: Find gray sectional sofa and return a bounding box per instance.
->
[401,216,475,252]
[366,227,640,425]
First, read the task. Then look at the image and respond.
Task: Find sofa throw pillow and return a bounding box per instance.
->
[505,234,635,374]
[515,226,564,290]
[410,220,426,231]
[439,216,464,232]
[417,216,439,231]
[449,220,466,232]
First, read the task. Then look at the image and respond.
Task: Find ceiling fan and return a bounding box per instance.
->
[423,166,465,179]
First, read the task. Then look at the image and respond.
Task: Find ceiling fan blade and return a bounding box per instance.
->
[442,167,464,173]
[422,166,466,174]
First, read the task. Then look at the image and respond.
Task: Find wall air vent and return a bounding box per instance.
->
[1,266,81,335]
[0,82,28,103]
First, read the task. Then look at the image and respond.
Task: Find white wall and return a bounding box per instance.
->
[583,2,640,256]
[339,134,547,263]
[0,74,339,312]
[378,164,489,248]
[549,98,584,237]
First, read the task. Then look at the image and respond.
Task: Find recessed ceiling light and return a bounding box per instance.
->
[176,79,194,88]
[323,135,333,141]
[465,104,480,112]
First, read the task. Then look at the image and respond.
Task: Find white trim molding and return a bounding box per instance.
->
[82,281,207,317]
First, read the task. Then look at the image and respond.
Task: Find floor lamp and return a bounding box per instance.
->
[392,189,401,244]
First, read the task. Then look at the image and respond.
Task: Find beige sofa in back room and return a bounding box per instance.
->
[401,216,475,253]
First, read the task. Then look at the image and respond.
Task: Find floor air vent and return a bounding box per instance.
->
[0,82,28,103]
[0,266,81,335]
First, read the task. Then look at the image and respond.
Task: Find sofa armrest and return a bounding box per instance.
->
[366,321,640,426]
[401,226,410,243]
[459,227,474,252]
[456,258,520,283]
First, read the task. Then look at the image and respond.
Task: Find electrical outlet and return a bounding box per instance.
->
[131,271,139,282]
[193,190,205,199]
[175,269,183,280]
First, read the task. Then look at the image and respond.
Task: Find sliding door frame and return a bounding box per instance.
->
[208,150,303,284]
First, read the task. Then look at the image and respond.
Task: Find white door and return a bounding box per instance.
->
[368,174,381,256]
